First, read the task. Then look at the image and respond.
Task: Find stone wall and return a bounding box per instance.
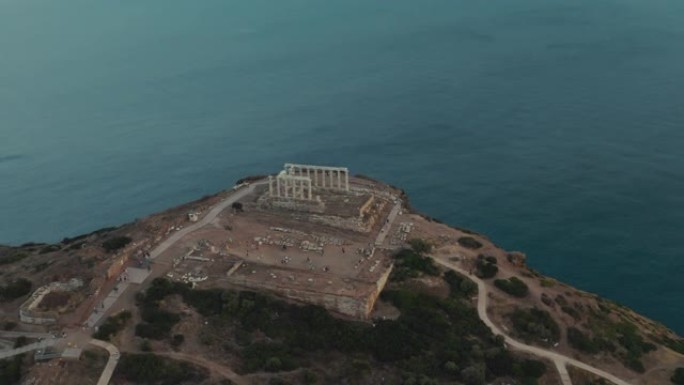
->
[365,263,393,315]
[227,264,394,319]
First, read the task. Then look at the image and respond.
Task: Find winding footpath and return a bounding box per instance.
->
[89,339,120,385]
[434,258,633,385]
[154,351,247,385]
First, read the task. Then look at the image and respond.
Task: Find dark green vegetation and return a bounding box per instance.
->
[61,226,118,245]
[135,284,182,340]
[0,251,28,266]
[566,327,613,355]
[0,278,32,302]
[494,277,529,298]
[671,367,684,384]
[115,353,207,385]
[407,238,432,254]
[443,270,477,298]
[38,244,61,254]
[0,356,23,385]
[93,311,132,341]
[102,236,132,252]
[457,236,482,250]
[475,255,498,279]
[509,308,560,345]
[661,336,684,355]
[390,245,439,282]
[137,278,547,384]
[569,313,656,373]
[2,322,17,331]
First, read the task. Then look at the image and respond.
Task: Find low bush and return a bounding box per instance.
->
[443,270,478,298]
[2,322,17,331]
[0,279,32,302]
[567,327,600,354]
[102,236,132,252]
[475,255,498,279]
[0,252,28,266]
[116,353,207,384]
[509,308,560,344]
[93,311,132,341]
[494,277,529,297]
[408,239,432,254]
[0,356,23,385]
[457,236,482,250]
[672,367,684,384]
[561,306,581,321]
[39,245,61,254]
[390,248,439,281]
[513,359,547,379]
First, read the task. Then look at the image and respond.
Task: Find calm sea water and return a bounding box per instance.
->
[2,0,683,334]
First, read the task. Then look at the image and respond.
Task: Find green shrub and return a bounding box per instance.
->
[475,256,498,279]
[672,367,684,384]
[140,339,152,352]
[443,270,478,298]
[102,236,132,252]
[494,277,529,297]
[391,248,439,281]
[302,369,317,384]
[171,334,185,349]
[39,245,61,254]
[567,327,599,353]
[0,279,32,302]
[624,356,645,373]
[561,306,581,321]
[457,237,482,250]
[0,356,23,385]
[509,308,560,344]
[408,239,432,254]
[93,311,132,341]
[2,322,17,331]
[514,359,547,379]
[116,353,207,384]
[0,252,28,266]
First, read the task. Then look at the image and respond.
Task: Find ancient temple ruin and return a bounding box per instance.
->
[268,164,350,200]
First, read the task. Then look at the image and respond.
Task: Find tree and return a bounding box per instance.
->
[102,236,132,252]
[460,364,485,385]
[408,239,432,254]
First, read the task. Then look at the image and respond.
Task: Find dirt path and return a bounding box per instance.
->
[433,257,634,385]
[154,351,247,385]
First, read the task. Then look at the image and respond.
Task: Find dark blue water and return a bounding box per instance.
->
[2,0,683,334]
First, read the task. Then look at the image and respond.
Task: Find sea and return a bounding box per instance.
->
[1,0,683,334]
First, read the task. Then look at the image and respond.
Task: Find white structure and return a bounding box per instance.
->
[269,163,350,200]
[284,163,349,191]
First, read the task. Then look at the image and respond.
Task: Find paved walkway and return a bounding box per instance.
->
[86,283,130,327]
[89,339,120,385]
[0,339,56,359]
[433,257,634,385]
[375,200,402,247]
